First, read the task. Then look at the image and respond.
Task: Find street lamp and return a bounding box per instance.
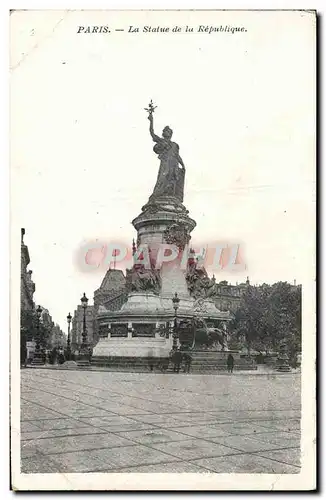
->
[277,338,291,372]
[172,292,180,350]
[31,305,44,365]
[66,312,72,361]
[277,307,291,372]
[81,293,88,345]
[78,293,90,365]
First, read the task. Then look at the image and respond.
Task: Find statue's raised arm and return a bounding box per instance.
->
[148,113,161,143]
[145,101,161,143]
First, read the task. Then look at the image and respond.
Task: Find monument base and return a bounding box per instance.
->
[93,291,232,366]
[31,350,45,366]
[77,345,91,368]
[93,336,172,359]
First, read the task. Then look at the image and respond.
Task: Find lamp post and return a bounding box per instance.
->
[31,305,44,365]
[277,338,291,372]
[172,292,180,350]
[277,307,291,372]
[66,312,72,361]
[78,293,90,365]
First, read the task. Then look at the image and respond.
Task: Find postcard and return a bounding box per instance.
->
[10,9,316,491]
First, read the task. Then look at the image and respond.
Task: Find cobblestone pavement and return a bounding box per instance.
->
[19,369,301,473]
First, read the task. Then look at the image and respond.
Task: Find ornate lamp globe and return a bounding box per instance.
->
[67,312,72,324]
[81,293,88,309]
[36,305,42,318]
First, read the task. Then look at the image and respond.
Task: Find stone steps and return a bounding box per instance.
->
[92,355,256,371]
[92,356,157,368]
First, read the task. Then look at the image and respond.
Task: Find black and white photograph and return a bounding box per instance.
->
[10,9,316,491]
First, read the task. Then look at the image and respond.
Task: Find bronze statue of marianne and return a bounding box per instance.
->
[145,100,185,203]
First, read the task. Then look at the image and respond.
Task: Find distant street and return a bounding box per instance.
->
[20,369,301,473]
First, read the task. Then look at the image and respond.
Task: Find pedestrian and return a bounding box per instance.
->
[148,348,154,372]
[50,347,57,365]
[227,353,234,373]
[183,352,192,373]
[58,350,65,364]
[172,349,182,373]
[21,344,27,368]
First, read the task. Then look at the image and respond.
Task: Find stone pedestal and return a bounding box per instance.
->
[132,201,195,295]
[277,340,291,372]
[31,352,45,366]
[94,180,230,363]
[277,354,291,372]
[31,347,45,366]
[77,345,91,367]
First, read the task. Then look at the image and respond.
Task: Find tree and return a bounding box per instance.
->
[20,309,38,365]
[230,285,265,354]
[267,282,301,363]
[20,307,55,355]
[230,282,301,358]
[21,309,37,339]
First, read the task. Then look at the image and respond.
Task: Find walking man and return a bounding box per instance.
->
[227,353,234,373]
[173,349,182,373]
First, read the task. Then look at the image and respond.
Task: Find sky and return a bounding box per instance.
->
[10,10,316,331]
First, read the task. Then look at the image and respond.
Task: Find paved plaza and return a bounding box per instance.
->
[20,369,301,474]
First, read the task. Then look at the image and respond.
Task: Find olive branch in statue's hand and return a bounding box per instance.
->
[145,100,157,119]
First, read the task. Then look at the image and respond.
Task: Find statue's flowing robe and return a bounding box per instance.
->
[150,139,185,202]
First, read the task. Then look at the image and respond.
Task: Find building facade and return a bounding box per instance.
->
[213,278,250,313]
[21,229,36,362]
[94,269,127,313]
[50,323,67,349]
[21,228,35,312]
[21,228,66,361]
